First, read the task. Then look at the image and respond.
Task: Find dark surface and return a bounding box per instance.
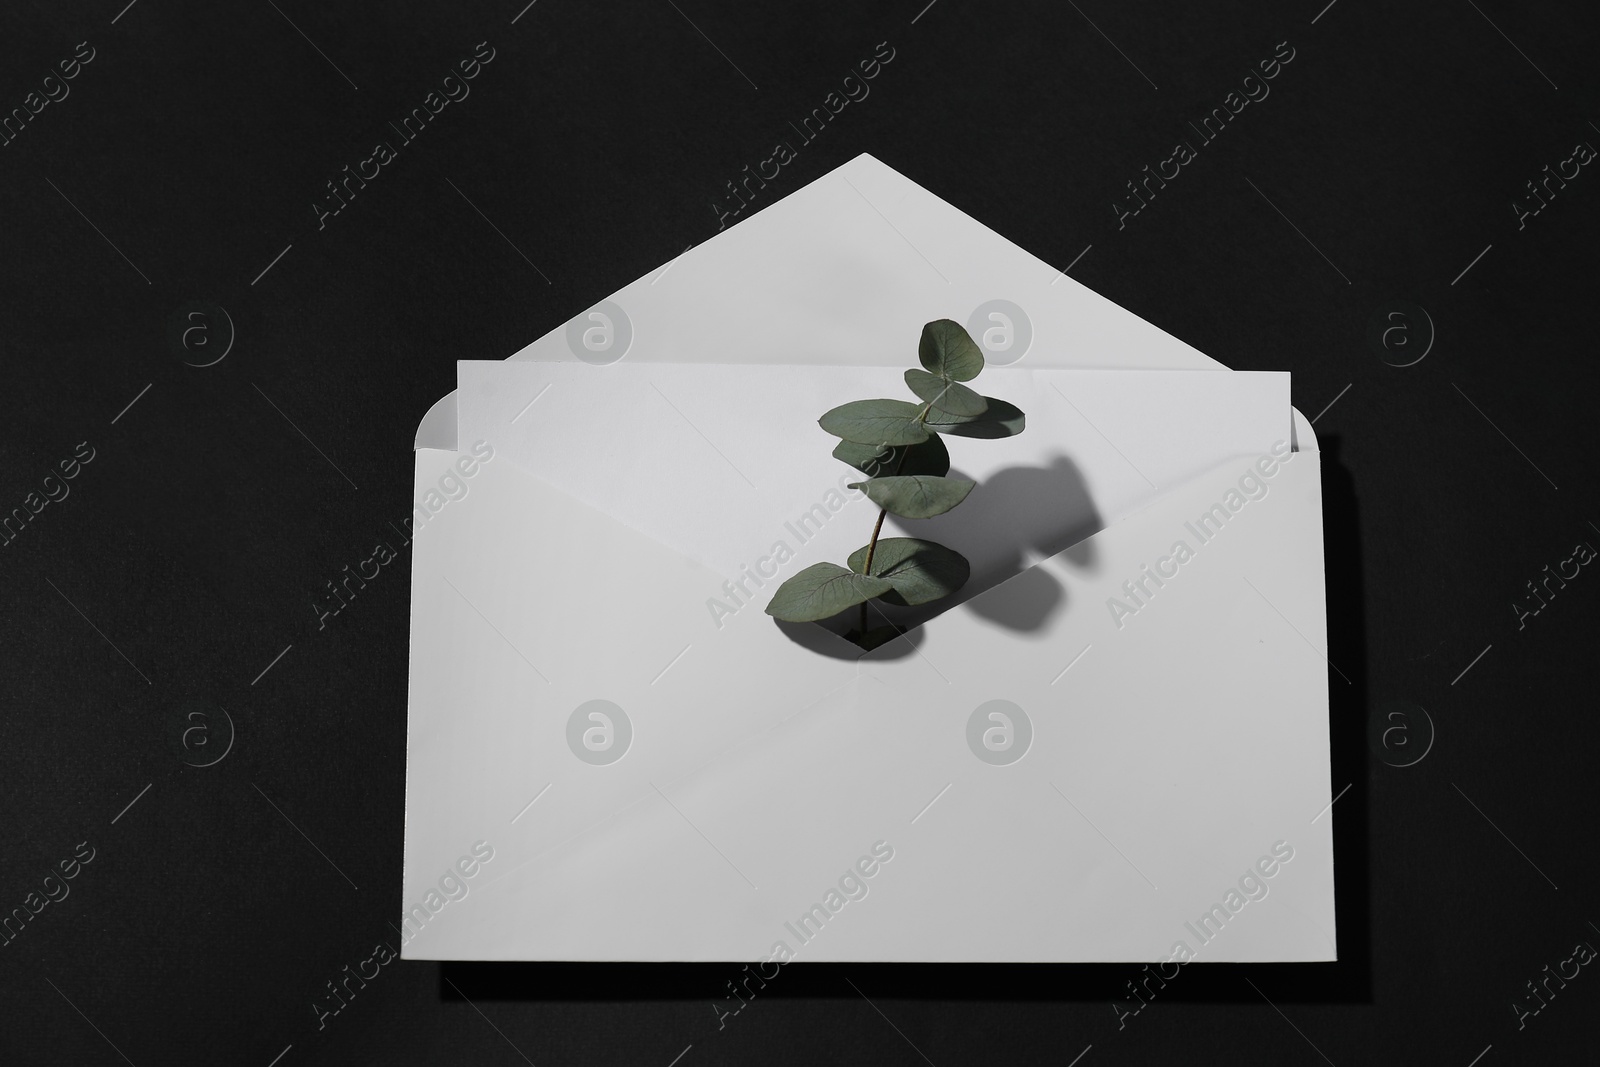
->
[2,1,1597,1064]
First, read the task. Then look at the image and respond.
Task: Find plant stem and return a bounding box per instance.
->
[859,506,890,633]
[857,402,933,636]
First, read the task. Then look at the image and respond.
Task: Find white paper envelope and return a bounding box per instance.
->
[401,155,1334,962]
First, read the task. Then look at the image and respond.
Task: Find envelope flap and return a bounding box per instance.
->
[417,153,1223,450]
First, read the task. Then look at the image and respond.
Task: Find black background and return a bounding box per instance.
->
[2,0,1597,1064]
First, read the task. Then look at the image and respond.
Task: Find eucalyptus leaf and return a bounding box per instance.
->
[848,537,970,607]
[904,369,988,417]
[818,399,930,446]
[917,319,985,382]
[774,318,1028,650]
[924,397,1026,439]
[847,474,975,519]
[831,435,950,478]
[765,563,895,622]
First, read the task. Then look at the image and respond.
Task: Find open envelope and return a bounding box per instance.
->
[402,155,1335,963]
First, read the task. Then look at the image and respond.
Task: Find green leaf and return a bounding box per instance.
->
[848,537,970,607]
[765,563,895,622]
[924,397,1026,439]
[847,474,976,519]
[818,399,930,446]
[831,435,950,478]
[904,369,988,417]
[918,319,985,383]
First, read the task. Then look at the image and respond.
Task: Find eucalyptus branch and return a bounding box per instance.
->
[765,319,1026,650]
[858,404,926,632]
